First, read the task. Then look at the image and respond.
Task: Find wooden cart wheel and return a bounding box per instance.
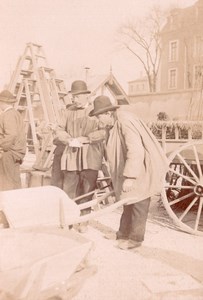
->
[161,140,203,235]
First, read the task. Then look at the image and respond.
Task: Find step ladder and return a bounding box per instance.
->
[8,42,69,155]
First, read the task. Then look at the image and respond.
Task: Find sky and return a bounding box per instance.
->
[0,0,196,91]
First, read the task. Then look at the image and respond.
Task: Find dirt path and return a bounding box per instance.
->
[72,199,203,300]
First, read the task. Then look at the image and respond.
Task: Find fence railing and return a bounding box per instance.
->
[148,121,203,153]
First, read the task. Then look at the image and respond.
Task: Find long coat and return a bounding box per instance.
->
[0,107,26,190]
[55,104,105,171]
[106,110,169,204]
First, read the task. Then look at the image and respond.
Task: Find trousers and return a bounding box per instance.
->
[51,145,65,189]
[0,152,21,191]
[63,169,98,215]
[117,197,151,242]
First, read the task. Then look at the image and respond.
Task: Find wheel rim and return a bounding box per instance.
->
[161,141,203,235]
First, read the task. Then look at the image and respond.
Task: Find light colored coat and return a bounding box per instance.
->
[106,110,169,204]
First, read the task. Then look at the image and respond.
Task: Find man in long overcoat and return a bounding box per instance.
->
[89,95,168,250]
[53,81,106,232]
[0,90,26,190]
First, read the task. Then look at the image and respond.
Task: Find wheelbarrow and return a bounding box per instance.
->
[0,185,138,300]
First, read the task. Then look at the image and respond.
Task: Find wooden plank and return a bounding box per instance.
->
[32,132,55,171]
[24,79,39,155]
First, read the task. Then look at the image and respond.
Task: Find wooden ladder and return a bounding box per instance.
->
[15,78,40,154]
[8,42,69,159]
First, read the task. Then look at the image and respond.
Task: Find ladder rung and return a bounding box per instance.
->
[17,106,27,110]
[35,54,46,59]
[97,177,111,181]
[58,91,67,95]
[25,55,32,60]
[28,42,42,48]
[27,78,37,82]
[18,95,26,99]
[42,67,54,72]
[20,91,34,96]
[21,70,33,75]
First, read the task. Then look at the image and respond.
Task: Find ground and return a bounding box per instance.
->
[70,197,203,300]
[1,193,203,300]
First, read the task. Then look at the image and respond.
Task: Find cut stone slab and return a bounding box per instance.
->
[0,186,80,228]
[0,229,93,299]
[142,273,203,294]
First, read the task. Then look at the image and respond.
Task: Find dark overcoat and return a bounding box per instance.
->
[0,108,26,190]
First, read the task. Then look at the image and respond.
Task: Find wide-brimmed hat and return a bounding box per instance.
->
[69,80,91,95]
[0,90,16,103]
[89,95,119,117]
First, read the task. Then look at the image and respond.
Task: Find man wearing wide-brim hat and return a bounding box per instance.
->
[89,95,168,250]
[0,90,26,190]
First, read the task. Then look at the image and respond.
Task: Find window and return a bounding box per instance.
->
[194,65,203,88]
[168,69,177,89]
[129,84,134,94]
[169,40,178,61]
[194,36,203,57]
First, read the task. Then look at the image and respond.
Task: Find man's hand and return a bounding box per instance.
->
[88,129,106,143]
[68,136,90,147]
[122,178,136,192]
[68,138,82,148]
[77,136,90,144]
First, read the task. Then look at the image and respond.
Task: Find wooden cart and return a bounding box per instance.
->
[149,120,203,236]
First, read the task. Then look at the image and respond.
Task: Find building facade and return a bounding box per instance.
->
[128,76,149,96]
[127,1,203,121]
[159,0,203,92]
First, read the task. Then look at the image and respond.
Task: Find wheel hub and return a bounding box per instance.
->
[194,184,203,196]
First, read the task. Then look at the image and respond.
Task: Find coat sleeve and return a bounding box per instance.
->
[120,119,145,179]
[87,129,106,143]
[53,111,72,145]
[0,113,18,150]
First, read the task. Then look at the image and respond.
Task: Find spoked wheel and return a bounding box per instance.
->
[162,140,203,235]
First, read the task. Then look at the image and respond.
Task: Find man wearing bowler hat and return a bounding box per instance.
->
[0,90,26,191]
[89,95,168,249]
[52,80,106,232]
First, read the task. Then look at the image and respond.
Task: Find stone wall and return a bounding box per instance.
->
[127,90,202,122]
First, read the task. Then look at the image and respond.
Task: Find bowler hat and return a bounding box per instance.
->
[69,80,91,95]
[89,95,119,117]
[0,90,16,103]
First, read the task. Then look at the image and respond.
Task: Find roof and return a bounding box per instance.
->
[128,76,148,84]
[88,72,129,105]
[161,0,203,33]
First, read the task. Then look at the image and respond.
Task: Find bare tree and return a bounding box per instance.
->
[117,6,167,93]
